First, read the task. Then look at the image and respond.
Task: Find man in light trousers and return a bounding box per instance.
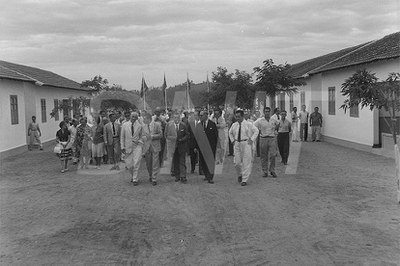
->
[228,109,259,186]
[120,112,146,186]
[254,107,279,178]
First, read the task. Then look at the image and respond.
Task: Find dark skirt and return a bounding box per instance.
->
[58,148,73,161]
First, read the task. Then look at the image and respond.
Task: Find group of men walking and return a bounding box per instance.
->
[82,103,324,187]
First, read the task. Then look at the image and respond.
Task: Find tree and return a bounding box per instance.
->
[80,75,124,95]
[340,69,400,203]
[208,67,255,108]
[253,59,304,97]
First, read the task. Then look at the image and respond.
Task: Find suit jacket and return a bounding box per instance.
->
[195,119,218,154]
[120,120,145,154]
[165,121,189,154]
[103,121,121,145]
[142,121,162,154]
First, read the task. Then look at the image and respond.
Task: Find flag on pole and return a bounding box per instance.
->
[140,76,149,98]
[162,73,167,111]
[186,73,191,110]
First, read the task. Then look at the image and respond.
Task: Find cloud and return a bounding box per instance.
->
[0,0,398,90]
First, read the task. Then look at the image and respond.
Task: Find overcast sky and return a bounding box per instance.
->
[0,0,398,90]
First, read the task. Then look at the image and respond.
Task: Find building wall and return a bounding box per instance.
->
[0,79,27,152]
[319,58,400,146]
[0,79,91,153]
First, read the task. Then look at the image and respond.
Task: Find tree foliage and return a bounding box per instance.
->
[80,75,123,95]
[253,59,304,96]
[340,69,400,144]
[207,67,255,109]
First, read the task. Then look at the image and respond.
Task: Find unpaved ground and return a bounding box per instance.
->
[0,141,399,265]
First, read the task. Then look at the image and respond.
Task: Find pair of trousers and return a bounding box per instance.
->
[172,149,186,179]
[234,141,253,183]
[125,145,143,182]
[311,126,321,141]
[300,123,308,141]
[291,122,299,141]
[107,140,120,164]
[145,149,160,181]
[277,132,290,163]
[260,137,277,173]
[189,149,197,172]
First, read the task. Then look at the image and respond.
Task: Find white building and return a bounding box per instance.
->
[0,60,92,157]
[278,32,400,157]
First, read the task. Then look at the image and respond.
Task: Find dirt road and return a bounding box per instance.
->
[1,141,399,265]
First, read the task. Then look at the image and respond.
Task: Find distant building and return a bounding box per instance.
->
[0,60,92,157]
[271,32,400,157]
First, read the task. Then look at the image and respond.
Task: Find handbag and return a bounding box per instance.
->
[53,143,62,154]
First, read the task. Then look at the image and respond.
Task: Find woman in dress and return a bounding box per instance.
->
[56,121,72,173]
[92,116,105,169]
[75,117,92,169]
[28,115,43,150]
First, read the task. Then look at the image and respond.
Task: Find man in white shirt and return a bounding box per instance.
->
[228,109,259,186]
[254,107,279,178]
[298,105,309,141]
[291,107,299,142]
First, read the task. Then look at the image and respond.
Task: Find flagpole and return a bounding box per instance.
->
[208,77,210,112]
[186,73,190,110]
[163,73,167,112]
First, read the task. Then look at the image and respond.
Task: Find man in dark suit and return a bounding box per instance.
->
[195,110,218,184]
[188,111,200,174]
[165,112,189,183]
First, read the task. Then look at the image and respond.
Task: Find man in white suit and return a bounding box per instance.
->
[228,109,259,186]
[142,113,162,185]
[120,112,146,186]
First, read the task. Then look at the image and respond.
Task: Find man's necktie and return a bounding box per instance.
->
[238,123,241,142]
[131,122,134,137]
[112,122,116,135]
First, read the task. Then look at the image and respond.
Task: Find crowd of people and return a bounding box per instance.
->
[37,103,323,185]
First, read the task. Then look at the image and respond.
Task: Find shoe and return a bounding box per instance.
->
[284,162,288,165]
[115,165,120,170]
[110,166,116,171]
[208,180,214,184]
[270,171,277,178]
[132,181,139,186]
[181,178,187,184]
[40,148,43,150]
[61,169,65,173]
[316,140,320,142]
[241,182,247,186]
[262,173,268,178]
[175,178,180,182]
[238,176,242,183]
[64,169,69,172]
[152,181,157,186]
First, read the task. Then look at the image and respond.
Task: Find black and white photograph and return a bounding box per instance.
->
[0,0,399,265]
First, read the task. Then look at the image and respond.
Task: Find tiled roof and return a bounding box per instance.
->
[311,32,400,74]
[0,60,89,91]
[288,42,370,78]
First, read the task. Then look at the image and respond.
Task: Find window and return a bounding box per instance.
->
[279,93,285,111]
[72,99,80,118]
[62,99,70,119]
[270,95,276,109]
[10,95,18,125]
[41,99,47,123]
[289,93,294,111]
[328,87,335,115]
[300,91,305,107]
[54,99,59,121]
